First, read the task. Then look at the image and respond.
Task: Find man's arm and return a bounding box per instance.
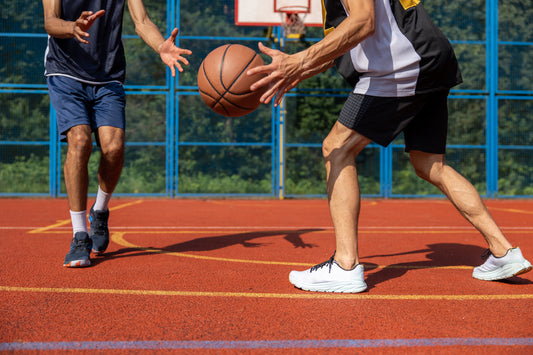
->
[42,0,105,43]
[249,0,375,105]
[301,0,375,72]
[127,0,191,76]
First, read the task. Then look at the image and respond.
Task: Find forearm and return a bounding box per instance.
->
[44,17,76,38]
[300,9,375,72]
[43,0,75,39]
[303,60,336,78]
[134,20,166,53]
[128,0,165,53]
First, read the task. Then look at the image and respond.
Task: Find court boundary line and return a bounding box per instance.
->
[1,337,532,351]
[1,286,532,300]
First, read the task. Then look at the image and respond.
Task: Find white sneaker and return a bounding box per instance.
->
[472,247,532,281]
[289,254,367,293]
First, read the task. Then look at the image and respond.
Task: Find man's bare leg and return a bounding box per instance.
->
[63,125,93,267]
[322,122,371,269]
[64,125,93,212]
[409,150,512,257]
[96,126,125,194]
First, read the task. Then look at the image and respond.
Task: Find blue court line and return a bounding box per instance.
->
[1,338,532,351]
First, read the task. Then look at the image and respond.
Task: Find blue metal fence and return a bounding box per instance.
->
[0,0,531,198]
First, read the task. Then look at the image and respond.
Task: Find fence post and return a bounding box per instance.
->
[486,0,499,197]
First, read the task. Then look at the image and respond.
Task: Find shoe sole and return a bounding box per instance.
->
[289,277,367,293]
[293,283,368,293]
[63,259,91,268]
[473,261,532,281]
[89,236,108,256]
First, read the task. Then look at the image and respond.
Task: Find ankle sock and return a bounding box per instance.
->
[70,210,87,235]
[93,186,111,211]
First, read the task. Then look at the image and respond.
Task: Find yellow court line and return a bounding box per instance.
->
[36,229,533,235]
[28,200,143,234]
[111,232,312,267]
[1,285,531,300]
[27,219,72,234]
[488,206,533,215]
[111,232,473,269]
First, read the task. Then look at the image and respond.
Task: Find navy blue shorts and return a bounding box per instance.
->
[47,75,126,143]
[338,91,449,154]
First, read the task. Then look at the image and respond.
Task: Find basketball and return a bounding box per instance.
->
[197,44,267,117]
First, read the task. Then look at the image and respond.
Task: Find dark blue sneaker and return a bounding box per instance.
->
[64,232,92,267]
[89,205,109,255]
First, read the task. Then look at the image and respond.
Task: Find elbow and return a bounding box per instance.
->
[364,17,375,39]
[43,18,53,35]
[134,22,144,37]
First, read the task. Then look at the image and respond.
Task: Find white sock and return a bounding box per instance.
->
[93,186,112,211]
[70,210,87,235]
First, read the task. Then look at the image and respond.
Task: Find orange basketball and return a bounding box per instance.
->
[197,44,267,117]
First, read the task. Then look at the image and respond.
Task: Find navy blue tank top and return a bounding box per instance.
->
[45,0,126,84]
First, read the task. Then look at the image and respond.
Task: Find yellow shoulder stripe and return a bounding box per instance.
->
[399,0,420,10]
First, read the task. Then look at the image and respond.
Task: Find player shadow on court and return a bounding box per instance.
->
[101,229,321,262]
[160,229,322,251]
[361,243,532,290]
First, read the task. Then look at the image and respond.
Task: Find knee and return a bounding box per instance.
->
[411,159,445,184]
[322,135,352,163]
[322,132,361,162]
[322,123,370,165]
[412,164,432,182]
[100,140,124,161]
[67,130,92,157]
[322,135,336,160]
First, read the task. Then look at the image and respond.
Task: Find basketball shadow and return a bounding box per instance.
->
[362,243,533,290]
[102,228,321,262]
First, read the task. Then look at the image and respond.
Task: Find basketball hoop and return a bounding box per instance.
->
[275,0,310,39]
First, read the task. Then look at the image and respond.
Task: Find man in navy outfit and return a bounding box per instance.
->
[43,0,192,267]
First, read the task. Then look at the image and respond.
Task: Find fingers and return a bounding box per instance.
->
[163,54,190,77]
[73,21,90,43]
[173,60,185,74]
[74,9,104,43]
[168,28,179,42]
[177,55,190,66]
[79,11,93,20]
[260,79,286,104]
[258,42,277,56]
[88,10,105,21]
[73,34,89,44]
[250,70,279,91]
[248,63,278,81]
[179,48,192,56]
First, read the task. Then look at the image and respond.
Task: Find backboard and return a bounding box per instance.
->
[235,0,323,27]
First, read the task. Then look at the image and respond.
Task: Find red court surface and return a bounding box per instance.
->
[1,198,532,354]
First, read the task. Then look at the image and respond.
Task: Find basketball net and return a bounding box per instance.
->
[275,0,309,39]
[280,11,306,38]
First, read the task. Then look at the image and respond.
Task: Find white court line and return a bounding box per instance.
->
[2,225,533,230]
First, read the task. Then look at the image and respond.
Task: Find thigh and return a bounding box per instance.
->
[47,76,92,142]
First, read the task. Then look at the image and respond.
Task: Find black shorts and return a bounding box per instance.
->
[338,91,449,154]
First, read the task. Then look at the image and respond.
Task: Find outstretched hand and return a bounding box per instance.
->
[248,42,307,106]
[159,28,192,77]
[74,10,105,44]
